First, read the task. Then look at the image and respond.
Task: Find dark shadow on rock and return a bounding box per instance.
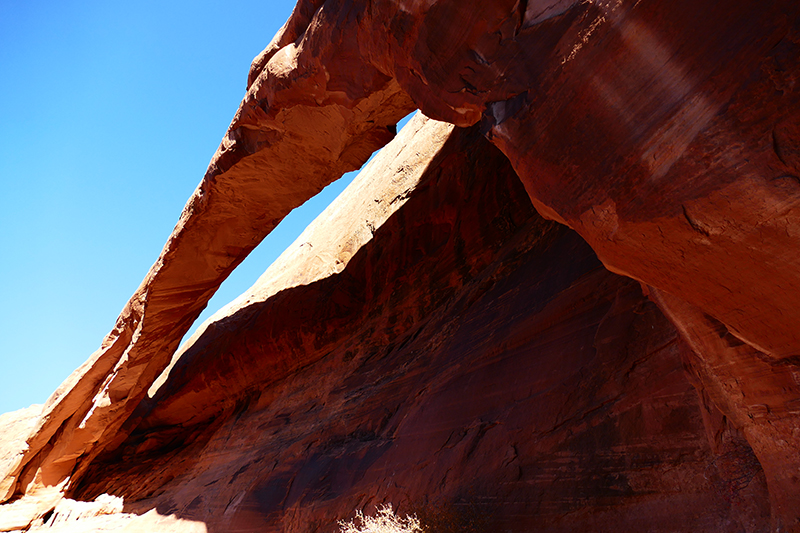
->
[63,122,770,532]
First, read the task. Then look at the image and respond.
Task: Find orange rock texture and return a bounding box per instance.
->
[1,0,799,531]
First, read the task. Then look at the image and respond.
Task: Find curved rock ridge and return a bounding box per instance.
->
[141,113,453,428]
[0,0,417,505]
[66,120,772,532]
[1,0,799,531]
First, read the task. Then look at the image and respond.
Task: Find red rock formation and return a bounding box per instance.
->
[2,0,800,531]
[64,119,773,532]
[0,1,416,505]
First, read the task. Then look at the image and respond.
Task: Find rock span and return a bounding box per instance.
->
[1,0,799,531]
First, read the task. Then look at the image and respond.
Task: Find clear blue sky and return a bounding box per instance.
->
[0,0,407,415]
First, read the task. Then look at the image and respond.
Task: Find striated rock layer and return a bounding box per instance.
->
[2,0,800,531]
[55,117,772,531]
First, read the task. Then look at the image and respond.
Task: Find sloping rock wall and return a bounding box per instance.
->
[51,118,769,532]
[2,0,799,531]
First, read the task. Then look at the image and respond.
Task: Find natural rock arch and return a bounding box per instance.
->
[2,0,799,530]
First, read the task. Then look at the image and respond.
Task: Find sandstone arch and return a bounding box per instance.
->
[2,0,799,530]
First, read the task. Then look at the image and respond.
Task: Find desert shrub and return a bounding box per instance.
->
[338,504,423,533]
[338,499,492,533]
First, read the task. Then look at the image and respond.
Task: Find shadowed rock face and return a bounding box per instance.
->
[2,0,800,531]
[66,121,770,532]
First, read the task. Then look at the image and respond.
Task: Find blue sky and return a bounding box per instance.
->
[0,1,406,415]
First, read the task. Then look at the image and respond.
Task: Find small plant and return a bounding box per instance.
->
[338,504,424,533]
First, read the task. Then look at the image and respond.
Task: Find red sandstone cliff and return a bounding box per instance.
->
[1,0,799,531]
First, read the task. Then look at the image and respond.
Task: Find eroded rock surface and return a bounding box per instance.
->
[63,119,772,532]
[2,0,800,531]
[0,406,41,502]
